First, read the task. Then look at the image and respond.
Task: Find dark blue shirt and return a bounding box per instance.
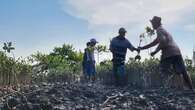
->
[110,36,135,63]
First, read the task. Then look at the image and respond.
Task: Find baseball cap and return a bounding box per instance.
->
[119,27,127,33]
[90,38,98,43]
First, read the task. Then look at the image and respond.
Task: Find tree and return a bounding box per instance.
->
[51,44,83,63]
[0,42,32,86]
[31,44,84,82]
[3,42,15,53]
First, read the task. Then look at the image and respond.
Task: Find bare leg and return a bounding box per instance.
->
[182,72,193,90]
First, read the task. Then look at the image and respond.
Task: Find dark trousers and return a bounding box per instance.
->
[113,63,127,86]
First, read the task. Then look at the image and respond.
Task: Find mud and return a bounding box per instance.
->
[0,82,195,110]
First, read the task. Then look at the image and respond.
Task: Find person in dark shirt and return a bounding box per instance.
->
[82,39,98,82]
[110,27,139,86]
[82,42,91,80]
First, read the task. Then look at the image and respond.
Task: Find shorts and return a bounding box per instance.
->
[160,55,187,75]
[84,61,96,76]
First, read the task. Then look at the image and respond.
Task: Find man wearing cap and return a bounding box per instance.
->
[110,27,139,86]
[138,16,193,90]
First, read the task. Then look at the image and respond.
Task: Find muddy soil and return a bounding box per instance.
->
[0,82,195,110]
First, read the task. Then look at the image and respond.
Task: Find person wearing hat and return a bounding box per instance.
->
[82,42,92,81]
[110,27,139,86]
[82,38,98,82]
[138,16,193,90]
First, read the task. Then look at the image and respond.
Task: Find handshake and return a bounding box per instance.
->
[134,47,157,57]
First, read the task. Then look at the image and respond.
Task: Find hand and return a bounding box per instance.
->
[134,48,140,53]
[150,51,157,57]
[138,46,143,50]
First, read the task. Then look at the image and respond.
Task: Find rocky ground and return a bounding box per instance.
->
[0,81,195,110]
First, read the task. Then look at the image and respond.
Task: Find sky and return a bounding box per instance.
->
[0,0,195,61]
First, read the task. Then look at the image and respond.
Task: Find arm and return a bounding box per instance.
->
[109,39,114,53]
[140,37,159,50]
[109,43,113,52]
[151,44,161,56]
[127,40,137,52]
[128,45,136,52]
[155,43,162,53]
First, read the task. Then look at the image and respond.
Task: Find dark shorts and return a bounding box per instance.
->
[160,55,187,75]
[83,61,96,76]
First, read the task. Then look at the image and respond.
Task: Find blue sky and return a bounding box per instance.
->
[0,0,91,57]
[0,0,195,60]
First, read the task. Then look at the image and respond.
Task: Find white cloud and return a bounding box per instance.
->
[60,0,195,27]
[59,0,195,60]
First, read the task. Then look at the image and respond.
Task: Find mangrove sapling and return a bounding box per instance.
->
[2,42,18,86]
[95,45,108,64]
[135,26,155,61]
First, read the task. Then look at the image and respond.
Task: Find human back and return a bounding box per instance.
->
[110,36,135,64]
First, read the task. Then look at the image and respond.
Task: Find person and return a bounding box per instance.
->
[110,27,139,86]
[82,39,98,82]
[138,16,193,90]
[82,42,91,81]
[89,38,98,81]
